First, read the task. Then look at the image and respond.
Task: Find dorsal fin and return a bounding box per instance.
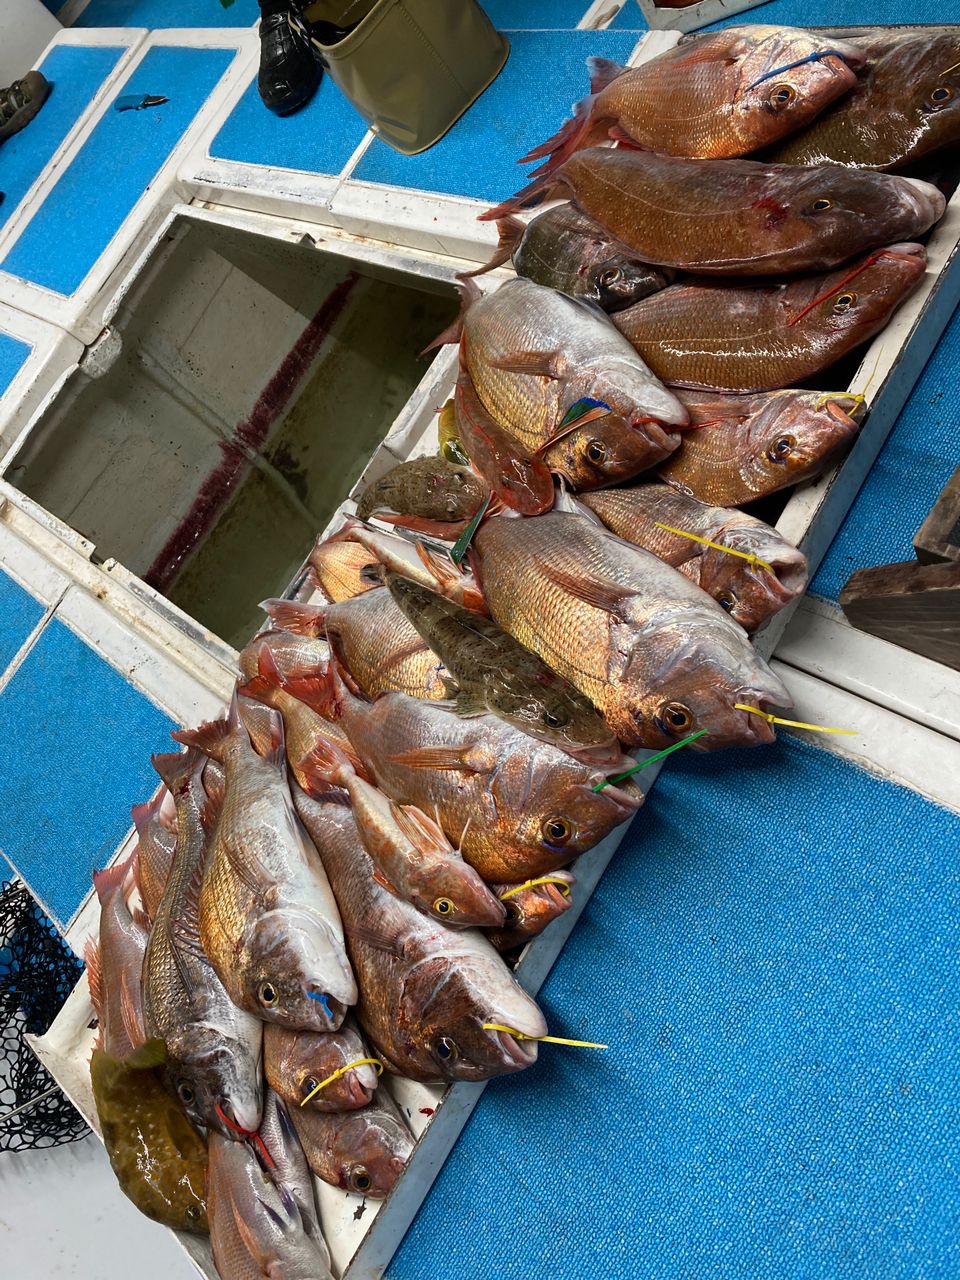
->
[171,716,230,762]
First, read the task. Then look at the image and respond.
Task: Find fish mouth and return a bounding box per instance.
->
[565,738,623,769]
[899,177,947,231]
[494,1029,539,1069]
[342,1071,377,1108]
[216,1096,262,1137]
[306,988,347,1029]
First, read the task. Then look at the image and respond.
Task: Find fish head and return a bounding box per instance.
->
[792,242,927,342]
[245,908,358,1033]
[787,168,945,250]
[590,259,673,313]
[546,414,681,492]
[743,391,864,494]
[734,27,865,147]
[698,527,809,633]
[395,956,547,1081]
[499,873,575,938]
[270,1024,377,1111]
[623,623,792,749]
[883,37,960,164]
[585,359,689,433]
[331,1108,414,1198]
[168,1031,264,1138]
[407,859,508,929]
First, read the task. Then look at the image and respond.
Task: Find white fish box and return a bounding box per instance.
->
[0,302,83,461]
[14,82,960,1280]
[0,29,257,344]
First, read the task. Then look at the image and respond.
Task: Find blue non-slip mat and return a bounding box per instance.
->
[391,737,960,1280]
[74,0,258,26]
[0,571,45,678]
[0,44,128,235]
[352,29,642,203]
[606,0,647,27]
[0,618,174,929]
[0,45,236,297]
[485,0,592,26]
[0,331,31,400]
[813,306,959,601]
[210,67,368,176]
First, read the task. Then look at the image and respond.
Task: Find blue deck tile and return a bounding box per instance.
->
[0,570,46,677]
[73,0,258,27]
[0,331,31,400]
[484,0,592,26]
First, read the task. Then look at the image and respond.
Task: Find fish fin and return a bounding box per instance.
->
[298,737,353,796]
[488,349,566,380]
[371,867,399,894]
[259,597,326,638]
[587,55,628,95]
[202,759,226,811]
[454,690,488,718]
[421,277,482,355]
[170,833,210,961]
[460,215,526,273]
[348,919,408,958]
[125,1038,167,1070]
[518,74,611,178]
[171,716,230,762]
[383,744,488,773]
[478,170,564,222]
[92,850,136,906]
[130,792,163,835]
[441,675,461,699]
[200,785,223,839]
[84,937,104,1024]
[118,970,144,1053]
[391,802,451,856]
[151,748,197,798]
[607,122,644,150]
[537,558,635,617]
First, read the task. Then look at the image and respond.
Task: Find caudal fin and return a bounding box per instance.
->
[477,172,565,223]
[517,76,613,179]
[92,850,137,907]
[421,277,482,355]
[260,597,327,638]
[171,716,230,762]
[461,216,527,275]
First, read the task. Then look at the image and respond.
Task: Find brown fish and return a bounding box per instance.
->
[488,871,575,952]
[473,496,792,750]
[486,148,944,275]
[466,204,674,311]
[131,790,176,923]
[264,1021,379,1113]
[518,28,865,175]
[770,28,960,170]
[309,535,379,603]
[85,854,148,1062]
[356,455,486,523]
[287,1073,413,1198]
[296,788,548,1082]
[613,242,927,391]
[580,485,808,633]
[661,389,865,506]
[261,589,448,702]
[90,1041,208,1234]
[302,655,641,882]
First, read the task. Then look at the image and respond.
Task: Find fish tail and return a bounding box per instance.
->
[171,716,230,762]
[92,849,138,907]
[130,791,163,835]
[151,746,201,797]
[477,173,564,223]
[516,78,611,178]
[259,596,326,637]
[84,936,104,1029]
[420,276,482,355]
[238,644,289,709]
[299,735,355,795]
[236,677,285,768]
[586,55,628,96]
[461,215,527,275]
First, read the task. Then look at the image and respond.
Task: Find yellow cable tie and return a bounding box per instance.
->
[941,59,960,76]
[734,703,857,736]
[814,391,866,414]
[483,1022,608,1050]
[299,1058,384,1107]
[654,522,774,574]
[498,877,572,901]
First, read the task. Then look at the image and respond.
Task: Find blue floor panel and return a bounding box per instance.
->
[390,737,960,1280]
[0,45,236,297]
[0,44,128,235]
[485,0,592,25]
[0,571,46,677]
[352,29,642,203]
[210,68,367,176]
[606,0,648,27]
[0,331,31,400]
[75,0,257,27]
[0,618,174,928]
[813,307,959,601]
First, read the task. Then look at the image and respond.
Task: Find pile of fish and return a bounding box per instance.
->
[81,24,958,1278]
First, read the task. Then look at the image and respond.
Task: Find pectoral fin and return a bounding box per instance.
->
[538,558,636,617]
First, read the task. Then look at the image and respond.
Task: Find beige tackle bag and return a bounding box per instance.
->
[293,0,509,154]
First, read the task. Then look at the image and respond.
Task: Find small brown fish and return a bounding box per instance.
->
[90,1041,208,1234]
[488,872,575,952]
[770,28,960,170]
[131,790,176,923]
[85,854,148,1062]
[264,1021,379,1113]
[375,567,620,766]
[661,389,865,506]
[517,28,865,175]
[287,1084,413,1199]
[613,242,927,391]
[486,148,944,276]
[309,536,379,603]
[580,485,808,633]
[261,588,447,702]
[466,204,673,310]
[356,455,486,524]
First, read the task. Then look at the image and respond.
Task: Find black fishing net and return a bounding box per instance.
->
[0,879,89,1151]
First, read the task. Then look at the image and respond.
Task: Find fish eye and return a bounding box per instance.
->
[185,1205,202,1224]
[767,433,797,462]
[257,980,280,1009]
[302,1076,321,1098]
[768,83,796,108]
[599,267,622,286]
[832,291,857,313]
[811,197,833,212]
[717,591,737,612]
[542,707,569,728]
[541,816,573,846]
[435,1036,460,1062]
[661,701,694,732]
[433,897,455,917]
[177,1081,195,1106]
[585,439,607,464]
[503,902,521,925]
[930,85,953,105]
[349,1167,373,1194]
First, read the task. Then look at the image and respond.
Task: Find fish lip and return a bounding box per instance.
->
[494,1029,539,1069]
[900,177,947,228]
[565,739,623,768]
[217,1096,262,1137]
[342,1073,377,1108]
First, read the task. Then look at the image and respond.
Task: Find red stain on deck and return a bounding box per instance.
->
[145,271,361,593]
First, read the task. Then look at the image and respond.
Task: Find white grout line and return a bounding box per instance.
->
[0,585,65,697]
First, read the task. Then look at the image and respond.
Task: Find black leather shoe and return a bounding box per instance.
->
[258,8,321,116]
